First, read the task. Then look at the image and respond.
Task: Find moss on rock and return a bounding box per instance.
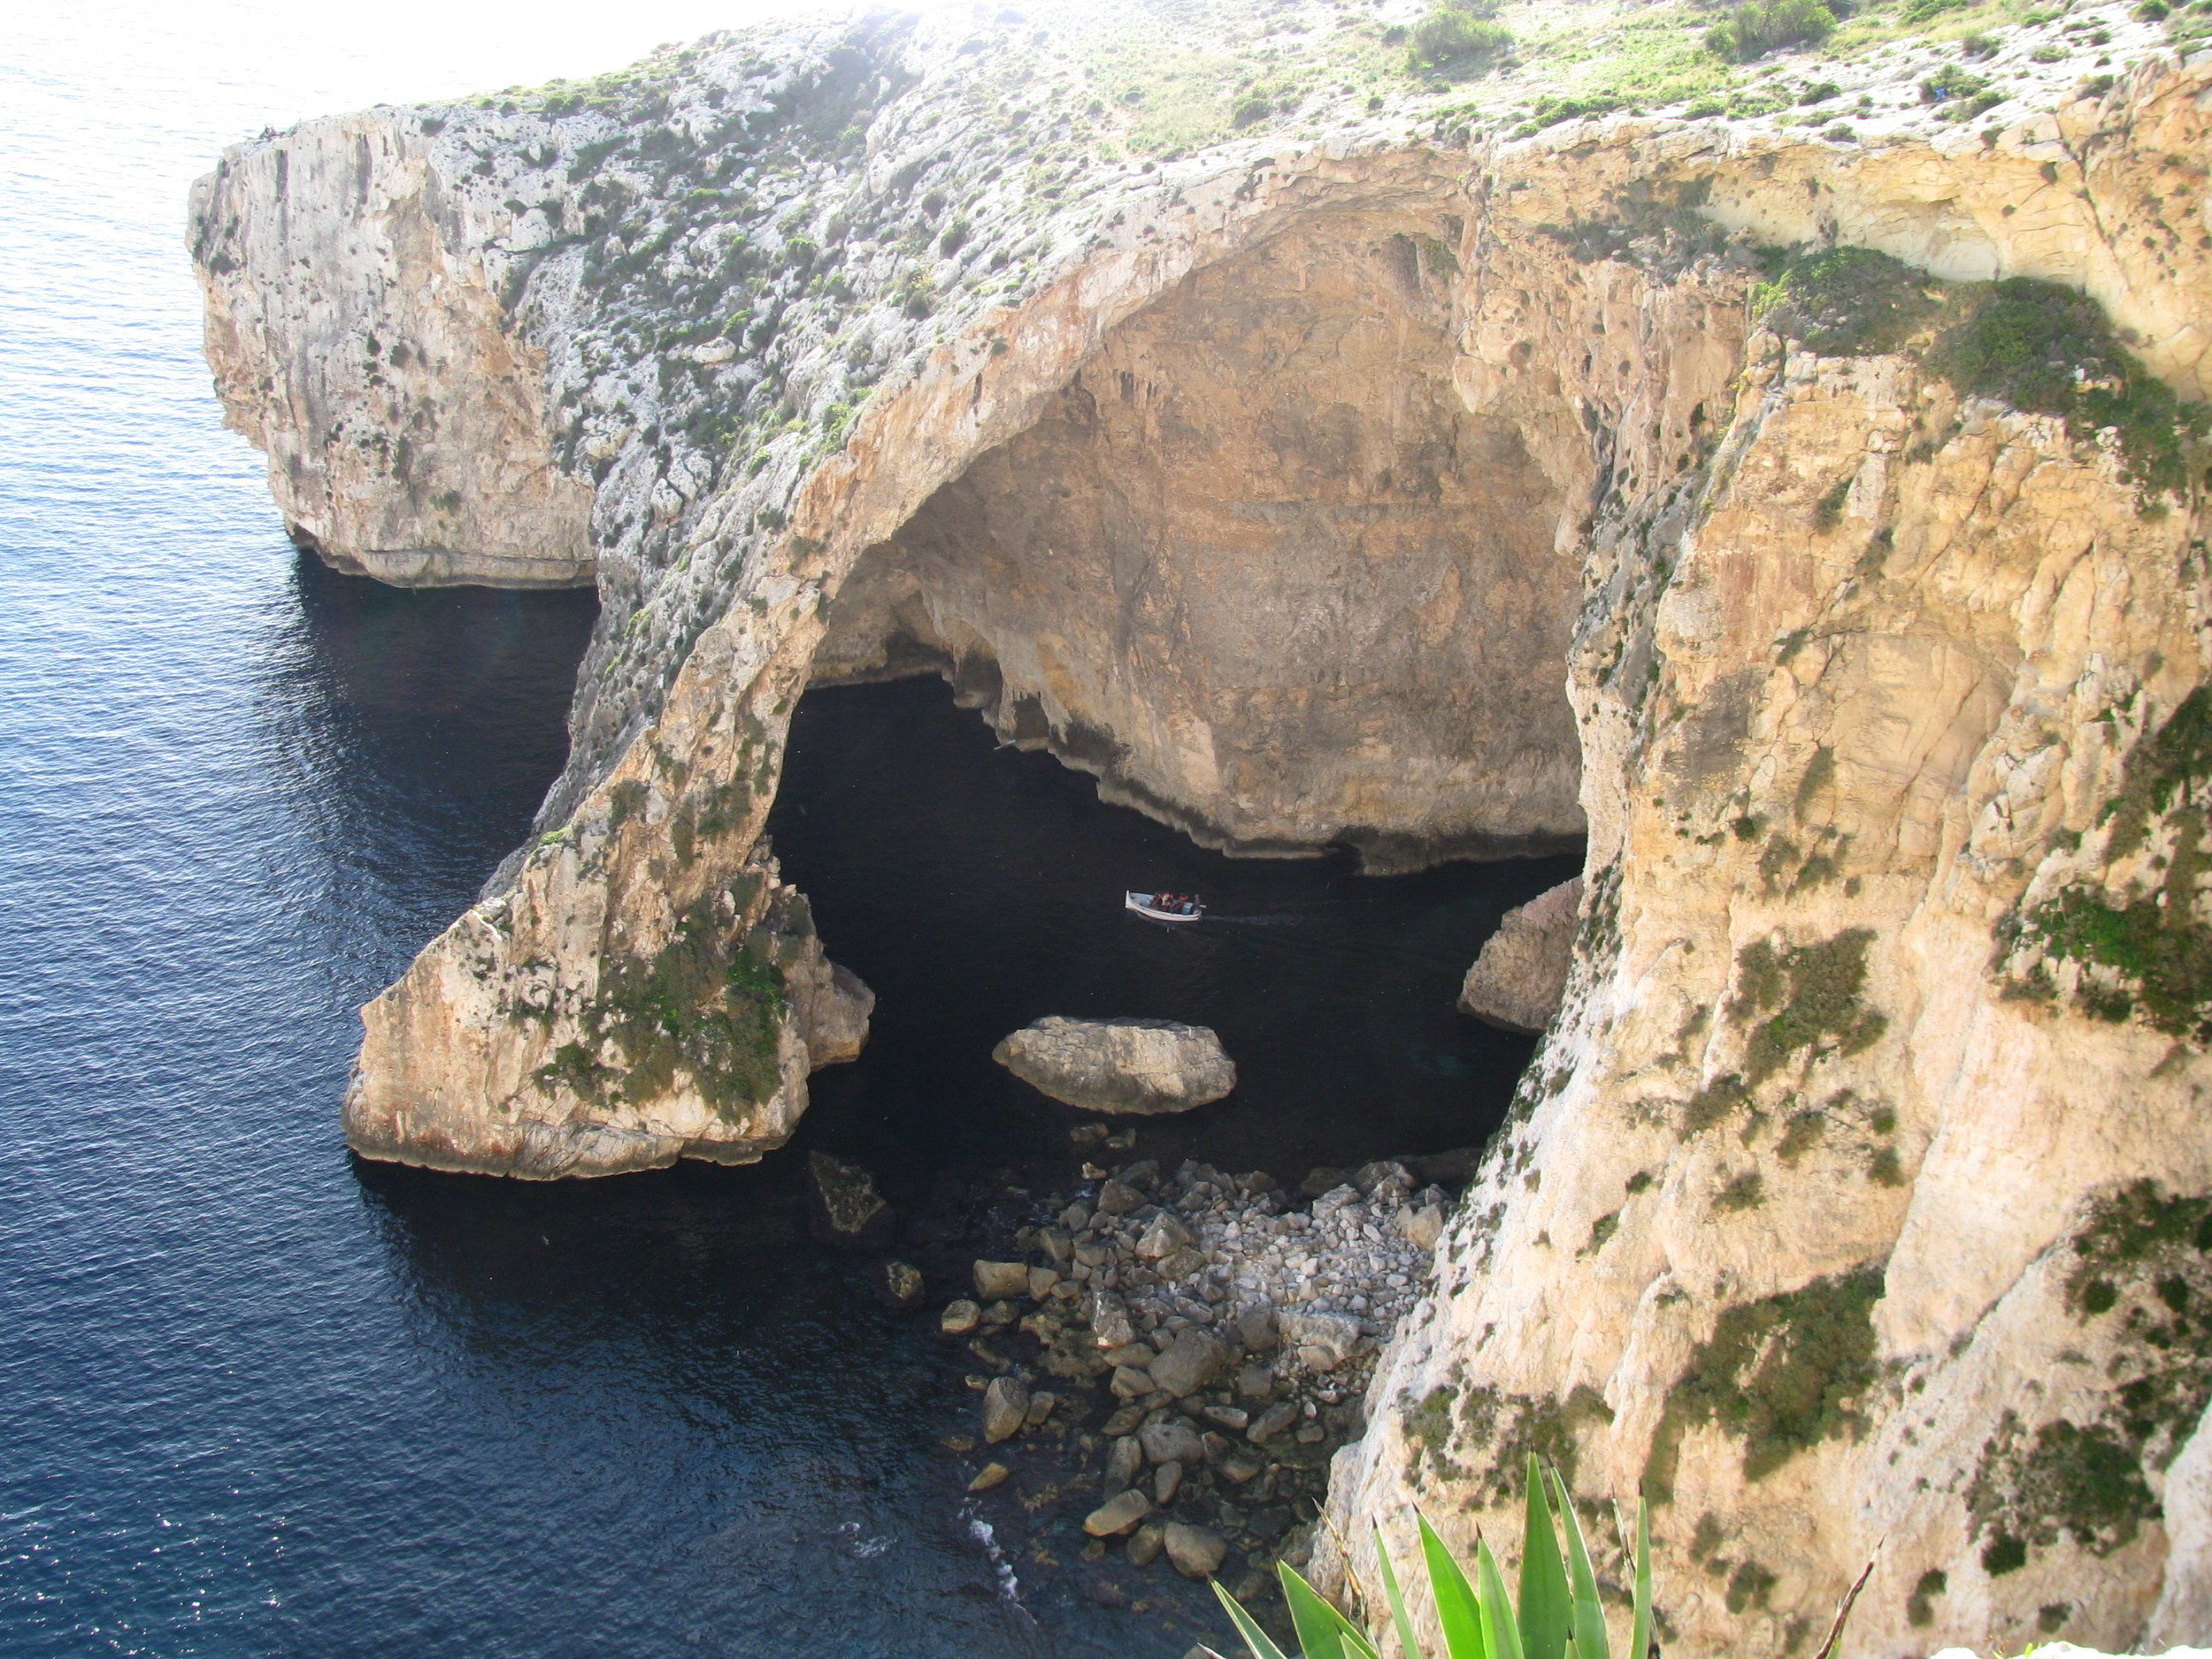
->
[1645,1262,1887,1499]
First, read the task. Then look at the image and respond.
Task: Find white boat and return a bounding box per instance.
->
[1126,891,1204,923]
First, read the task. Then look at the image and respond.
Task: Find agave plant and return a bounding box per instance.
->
[1209,1454,1652,1659]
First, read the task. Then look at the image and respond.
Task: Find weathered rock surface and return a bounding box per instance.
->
[1083,1490,1152,1537]
[191,119,594,587]
[1163,1522,1228,1580]
[790,958,873,1068]
[972,1260,1031,1301]
[1458,876,1582,1033]
[1322,110,2212,1659]
[992,1017,1236,1115]
[197,5,2212,1650]
[981,1377,1029,1446]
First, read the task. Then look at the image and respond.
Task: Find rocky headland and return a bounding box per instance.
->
[195,0,2212,1650]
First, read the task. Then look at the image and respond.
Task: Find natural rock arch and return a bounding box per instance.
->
[811,207,1586,872]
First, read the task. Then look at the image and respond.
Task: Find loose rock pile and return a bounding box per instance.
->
[942,1152,1456,1591]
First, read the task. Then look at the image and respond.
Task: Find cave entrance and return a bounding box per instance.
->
[764,674,1580,1208]
[813,205,1587,873]
[766,205,1595,1199]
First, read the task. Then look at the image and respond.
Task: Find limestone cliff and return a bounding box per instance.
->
[195,3,2212,1650]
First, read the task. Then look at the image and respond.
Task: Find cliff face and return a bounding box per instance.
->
[1318,65,2212,1655]
[195,7,2212,1650]
[192,119,594,586]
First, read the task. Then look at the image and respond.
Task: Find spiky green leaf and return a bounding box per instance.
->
[1214,1579,1295,1659]
[1549,1465,1610,1659]
[1278,1563,1382,1659]
[1418,1512,1488,1659]
[1375,1526,1428,1659]
[1627,1499,1653,1659]
[1476,1537,1527,1659]
[1518,1453,1572,1659]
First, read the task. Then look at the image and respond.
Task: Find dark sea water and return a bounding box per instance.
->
[0,9,1575,1655]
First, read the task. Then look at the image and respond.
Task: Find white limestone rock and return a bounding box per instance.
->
[1458,876,1582,1033]
[992,1017,1236,1115]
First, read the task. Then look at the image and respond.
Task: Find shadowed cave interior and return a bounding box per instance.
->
[807,205,1589,874]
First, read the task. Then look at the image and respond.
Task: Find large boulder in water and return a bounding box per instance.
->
[1458,876,1582,1033]
[992,1017,1236,1115]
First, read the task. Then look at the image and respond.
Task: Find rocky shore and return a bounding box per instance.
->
[926,1145,1462,1604]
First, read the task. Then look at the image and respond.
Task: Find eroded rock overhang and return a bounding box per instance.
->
[813,204,1587,868]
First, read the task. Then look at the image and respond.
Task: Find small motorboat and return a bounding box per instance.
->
[1126,890,1205,923]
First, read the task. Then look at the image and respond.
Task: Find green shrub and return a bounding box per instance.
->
[1513,92,1625,136]
[1410,5,1516,73]
[1754,246,1942,358]
[1933,277,2212,495]
[1706,0,1837,61]
[1919,63,1990,104]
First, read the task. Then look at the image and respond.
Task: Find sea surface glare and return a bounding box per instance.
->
[0,8,1571,1653]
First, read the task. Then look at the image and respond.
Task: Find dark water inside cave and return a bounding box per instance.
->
[771,675,1580,1204]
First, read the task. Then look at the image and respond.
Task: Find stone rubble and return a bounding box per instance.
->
[946,1150,1457,1591]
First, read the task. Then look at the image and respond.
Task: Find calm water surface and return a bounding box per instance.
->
[0,9,1573,1654]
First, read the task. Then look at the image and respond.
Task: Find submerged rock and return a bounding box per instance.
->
[968,1461,1009,1493]
[1458,876,1582,1033]
[806,1152,895,1252]
[875,1260,925,1309]
[992,1017,1237,1115]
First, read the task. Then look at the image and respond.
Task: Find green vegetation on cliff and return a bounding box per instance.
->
[1729,928,1888,1087]
[535,887,791,1116]
[1757,248,2212,500]
[1645,1262,1887,1498]
[1970,1182,2212,1575]
[2002,688,2212,1041]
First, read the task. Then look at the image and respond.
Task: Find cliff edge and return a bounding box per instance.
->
[194,2,2212,1650]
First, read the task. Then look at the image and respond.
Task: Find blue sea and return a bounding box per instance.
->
[0,8,1567,1652]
